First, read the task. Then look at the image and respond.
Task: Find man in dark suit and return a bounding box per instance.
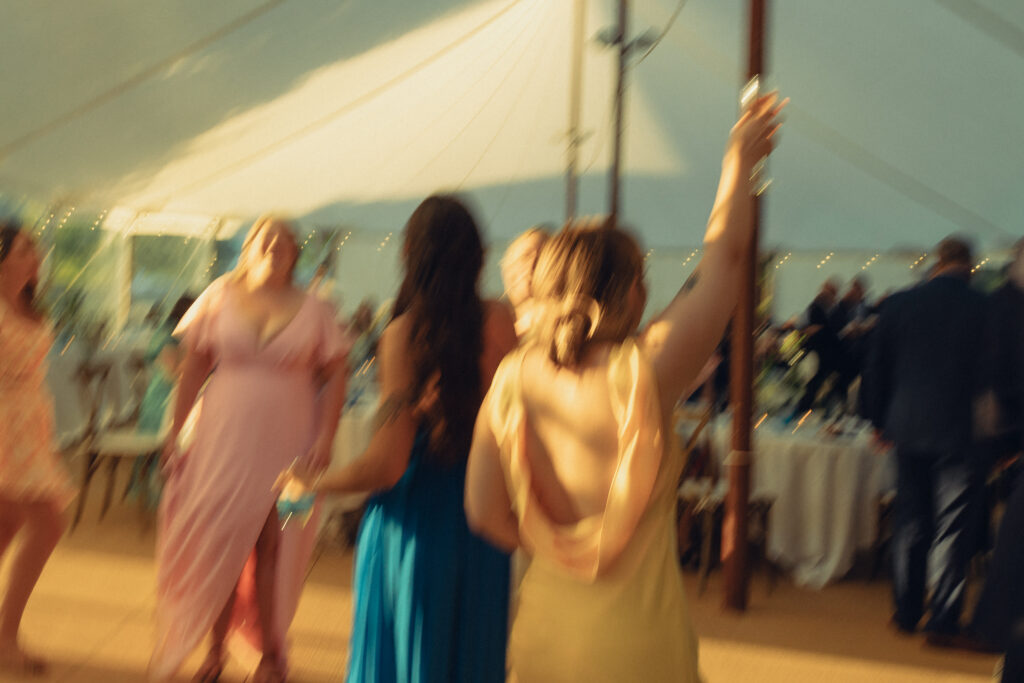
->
[988,239,1024,461]
[863,237,989,643]
[791,280,844,416]
[959,240,1024,673]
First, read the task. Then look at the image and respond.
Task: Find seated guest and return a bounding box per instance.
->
[791,279,847,417]
[830,276,868,333]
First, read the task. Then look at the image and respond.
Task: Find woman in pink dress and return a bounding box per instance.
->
[151,216,351,683]
[0,223,75,676]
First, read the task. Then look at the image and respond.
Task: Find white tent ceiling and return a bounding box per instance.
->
[1,0,1021,249]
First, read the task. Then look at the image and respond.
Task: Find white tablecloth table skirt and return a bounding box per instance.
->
[711,420,895,588]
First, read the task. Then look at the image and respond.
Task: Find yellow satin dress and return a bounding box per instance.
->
[486,339,702,683]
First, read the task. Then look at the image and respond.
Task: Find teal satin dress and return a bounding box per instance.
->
[346,429,509,683]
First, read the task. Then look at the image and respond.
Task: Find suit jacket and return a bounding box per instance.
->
[862,274,989,453]
[803,296,841,359]
[988,281,1024,436]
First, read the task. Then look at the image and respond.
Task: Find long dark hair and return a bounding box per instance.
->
[0,222,41,318]
[393,195,484,463]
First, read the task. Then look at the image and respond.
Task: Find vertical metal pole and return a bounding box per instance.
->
[566,0,587,222]
[609,0,628,225]
[723,0,766,613]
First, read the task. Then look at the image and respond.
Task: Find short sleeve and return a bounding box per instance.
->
[313,300,353,367]
[173,277,227,355]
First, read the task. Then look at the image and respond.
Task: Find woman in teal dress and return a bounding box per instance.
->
[279,195,518,682]
[127,296,194,508]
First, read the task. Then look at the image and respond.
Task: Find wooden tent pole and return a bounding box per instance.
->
[566,0,587,222]
[723,0,767,612]
[609,0,628,225]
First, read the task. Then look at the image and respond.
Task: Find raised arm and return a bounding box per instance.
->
[641,94,785,412]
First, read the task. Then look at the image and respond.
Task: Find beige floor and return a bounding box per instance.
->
[1,493,1001,683]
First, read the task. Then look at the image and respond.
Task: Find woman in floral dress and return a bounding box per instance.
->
[0,223,76,676]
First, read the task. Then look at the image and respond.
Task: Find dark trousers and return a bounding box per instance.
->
[972,476,1024,680]
[892,449,980,634]
[1002,627,1024,683]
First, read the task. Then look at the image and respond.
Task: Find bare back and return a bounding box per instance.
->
[518,344,630,524]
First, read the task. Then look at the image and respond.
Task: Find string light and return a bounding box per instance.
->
[682,248,700,267]
[775,251,793,269]
[861,253,880,271]
[816,252,835,269]
[336,230,353,252]
[58,206,76,231]
[203,253,219,277]
[792,409,813,434]
[909,252,928,270]
[971,257,990,274]
[377,231,393,252]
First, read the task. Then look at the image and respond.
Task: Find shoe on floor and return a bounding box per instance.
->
[923,631,1000,654]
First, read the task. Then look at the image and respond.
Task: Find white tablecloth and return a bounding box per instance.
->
[710,418,895,588]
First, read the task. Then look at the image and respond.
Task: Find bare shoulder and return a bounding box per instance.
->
[482,299,517,349]
[202,274,233,301]
[380,312,413,350]
[483,299,515,324]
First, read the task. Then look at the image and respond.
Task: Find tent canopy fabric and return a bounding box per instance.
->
[2,0,1022,249]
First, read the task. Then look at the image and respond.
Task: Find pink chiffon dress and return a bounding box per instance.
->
[150,277,350,680]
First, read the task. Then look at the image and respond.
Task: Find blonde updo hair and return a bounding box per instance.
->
[231,214,299,282]
[531,218,645,367]
[500,226,551,304]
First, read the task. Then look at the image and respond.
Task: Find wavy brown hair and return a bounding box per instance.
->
[392,195,484,463]
[531,219,645,367]
[0,222,42,319]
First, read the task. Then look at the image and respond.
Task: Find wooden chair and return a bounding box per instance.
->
[71,360,166,531]
[675,404,777,595]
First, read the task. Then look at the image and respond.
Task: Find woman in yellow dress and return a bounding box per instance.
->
[465,94,785,683]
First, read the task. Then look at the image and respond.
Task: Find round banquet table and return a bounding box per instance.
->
[702,416,895,588]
